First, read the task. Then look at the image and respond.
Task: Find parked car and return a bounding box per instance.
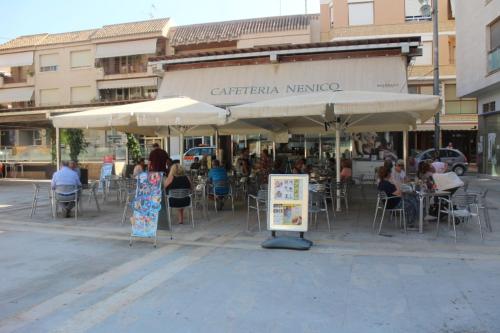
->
[411,148,468,176]
[171,146,216,170]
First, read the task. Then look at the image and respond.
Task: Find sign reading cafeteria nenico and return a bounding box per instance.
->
[210,82,340,96]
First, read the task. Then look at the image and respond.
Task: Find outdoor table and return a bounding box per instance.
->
[416,190,451,233]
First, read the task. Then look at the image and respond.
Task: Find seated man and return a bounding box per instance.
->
[190,156,201,171]
[208,159,229,210]
[51,161,82,218]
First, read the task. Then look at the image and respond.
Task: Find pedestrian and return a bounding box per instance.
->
[148,143,169,174]
[447,142,453,149]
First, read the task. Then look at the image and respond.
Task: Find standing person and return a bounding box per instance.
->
[235,150,250,176]
[51,161,82,218]
[447,142,453,149]
[148,143,169,174]
[164,164,192,224]
[390,159,407,189]
[133,158,146,178]
[258,149,272,183]
[208,159,229,210]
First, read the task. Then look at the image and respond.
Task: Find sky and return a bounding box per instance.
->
[0,0,320,41]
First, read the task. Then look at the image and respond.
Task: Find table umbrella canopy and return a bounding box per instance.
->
[51,97,229,132]
[228,90,440,132]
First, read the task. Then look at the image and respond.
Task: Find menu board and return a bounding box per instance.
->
[98,163,113,192]
[130,172,163,238]
[268,174,309,232]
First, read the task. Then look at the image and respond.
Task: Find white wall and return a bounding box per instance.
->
[456,0,500,97]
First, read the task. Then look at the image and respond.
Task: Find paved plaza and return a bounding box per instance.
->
[1,176,500,333]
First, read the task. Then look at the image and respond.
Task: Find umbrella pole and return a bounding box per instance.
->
[319,134,322,161]
[215,130,219,161]
[180,132,184,167]
[272,141,276,161]
[403,130,408,171]
[56,127,61,170]
[335,122,341,212]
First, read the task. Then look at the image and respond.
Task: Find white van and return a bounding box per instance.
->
[173,146,216,169]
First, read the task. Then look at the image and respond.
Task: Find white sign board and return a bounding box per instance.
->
[267,174,309,232]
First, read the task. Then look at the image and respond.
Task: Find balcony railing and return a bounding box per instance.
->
[2,76,28,84]
[488,47,500,74]
[103,63,148,75]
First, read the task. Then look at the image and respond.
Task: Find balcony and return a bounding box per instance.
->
[488,47,500,74]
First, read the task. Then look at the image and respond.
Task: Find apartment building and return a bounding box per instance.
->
[456,0,500,176]
[318,0,478,161]
[0,18,170,164]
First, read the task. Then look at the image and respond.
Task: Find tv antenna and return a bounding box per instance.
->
[148,3,157,19]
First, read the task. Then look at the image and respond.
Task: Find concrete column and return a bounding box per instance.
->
[335,122,341,212]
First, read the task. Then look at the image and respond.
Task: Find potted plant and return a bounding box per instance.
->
[125,133,142,177]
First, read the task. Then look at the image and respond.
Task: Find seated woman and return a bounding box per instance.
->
[340,159,352,182]
[417,160,435,191]
[164,164,192,224]
[292,158,307,174]
[377,166,418,227]
[133,158,146,178]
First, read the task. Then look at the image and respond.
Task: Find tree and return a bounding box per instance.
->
[62,129,86,162]
[126,133,142,164]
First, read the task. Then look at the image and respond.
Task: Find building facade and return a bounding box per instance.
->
[318,0,478,162]
[456,0,500,176]
[0,18,170,167]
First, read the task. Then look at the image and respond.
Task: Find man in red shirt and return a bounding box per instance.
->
[148,143,169,174]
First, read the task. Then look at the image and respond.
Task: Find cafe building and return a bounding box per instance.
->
[150,36,424,172]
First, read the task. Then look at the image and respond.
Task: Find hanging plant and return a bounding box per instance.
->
[126,133,142,164]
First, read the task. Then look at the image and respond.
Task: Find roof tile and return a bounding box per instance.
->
[171,14,318,46]
[91,18,170,39]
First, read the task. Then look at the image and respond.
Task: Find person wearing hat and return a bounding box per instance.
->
[390,159,407,190]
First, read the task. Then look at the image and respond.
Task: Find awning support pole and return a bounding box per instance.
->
[56,127,61,170]
[335,120,341,212]
[215,130,219,161]
[179,132,184,167]
[272,141,276,161]
[304,136,307,158]
[403,130,408,172]
[319,134,322,161]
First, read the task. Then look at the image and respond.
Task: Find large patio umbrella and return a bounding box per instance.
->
[51,96,230,165]
[229,90,440,211]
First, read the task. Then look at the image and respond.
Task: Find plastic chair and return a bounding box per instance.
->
[210,180,234,214]
[437,194,483,242]
[247,189,267,231]
[53,185,80,221]
[372,191,406,234]
[309,188,331,232]
[165,189,194,229]
[30,183,52,218]
[84,181,101,212]
[192,182,209,221]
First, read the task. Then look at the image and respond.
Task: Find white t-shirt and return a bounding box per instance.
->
[391,169,406,188]
[432,161,447,174]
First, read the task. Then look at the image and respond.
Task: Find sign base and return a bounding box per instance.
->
[261,232,313,251]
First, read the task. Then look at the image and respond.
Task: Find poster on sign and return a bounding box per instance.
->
[130,172,163,239]
[98,163,113,192]
[268,174,308,232]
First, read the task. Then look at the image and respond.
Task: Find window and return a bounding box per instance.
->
[98,86,156,102]
[448,0,455,19]
[483,101,496,113]
[444,84,477,114]
[415,41,433,65]
[329,3,334,27]
[448,37,456,64]
[71,86,94,104]
[405,0,432,21]
[39,88,59,106]
[39,53,58,72]
[70,50,92,68]
[348,1,373,26]
[185,148,200,156]
[489,17,500,73]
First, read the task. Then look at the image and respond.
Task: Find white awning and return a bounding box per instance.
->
[0,87,34,103]
[95,39,157,59]
[0,51,34,67]
[97,77,158,90]
[157,56,408,105]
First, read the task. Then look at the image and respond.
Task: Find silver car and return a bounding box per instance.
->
[413,148,468,176]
